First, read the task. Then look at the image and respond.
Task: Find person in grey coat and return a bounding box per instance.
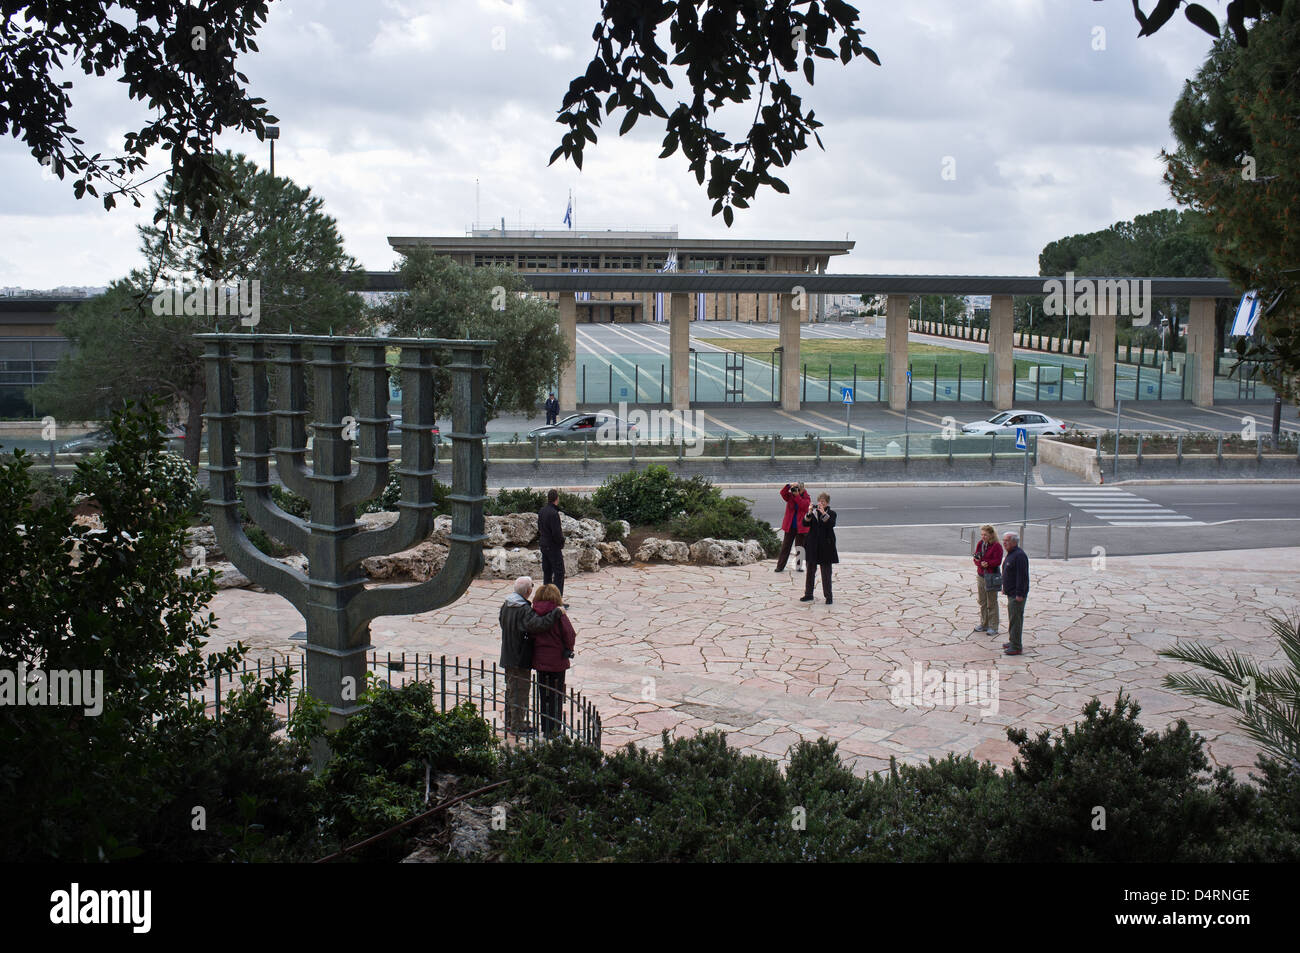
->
[499,576,562,734]
[799,492,839,605]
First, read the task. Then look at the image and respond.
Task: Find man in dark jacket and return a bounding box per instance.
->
[799,492,838,605]
[544,393,559,425]
[1001,531,1030,656]
[538,489,565,595]
[499,576,561,734]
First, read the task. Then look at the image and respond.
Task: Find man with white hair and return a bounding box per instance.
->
[1000,532,1030,656]
[499,576,562,734]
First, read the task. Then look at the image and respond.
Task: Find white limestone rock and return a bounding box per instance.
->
[635,538,690,563]
[597,541,631,565]
[687,538,764,566]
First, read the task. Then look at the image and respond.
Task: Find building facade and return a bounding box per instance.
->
[388,228,854,324]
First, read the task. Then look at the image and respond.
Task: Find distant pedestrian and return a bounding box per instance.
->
[498,576,562,735]
[1001,531,1029,656]
[528,583,576,739]
[774,481,811,572]
[971,524,1003,636]
[799,492,838,605]
[544,392,560,426]
[538,488,565,595]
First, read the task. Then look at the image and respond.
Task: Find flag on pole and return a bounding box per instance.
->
[696,269,706,321]
[654,249,678,323]
[563,194,573,228]
[1230,290,1261,336]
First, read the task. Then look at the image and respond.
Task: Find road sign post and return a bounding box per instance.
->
[904,370,911,439]
[841,386,854,434]
[1016,427,1029,528]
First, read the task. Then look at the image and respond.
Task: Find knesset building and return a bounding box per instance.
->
[372,228,1238,414]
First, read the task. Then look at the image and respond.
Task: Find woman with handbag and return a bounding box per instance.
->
[972,524,1003,635]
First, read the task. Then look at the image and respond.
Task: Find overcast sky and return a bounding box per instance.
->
[0,0,1219,288]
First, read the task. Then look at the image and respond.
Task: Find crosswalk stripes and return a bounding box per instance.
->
[1036,486,1206,527]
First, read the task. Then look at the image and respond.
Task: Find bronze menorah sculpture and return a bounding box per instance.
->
[198,332,492,732]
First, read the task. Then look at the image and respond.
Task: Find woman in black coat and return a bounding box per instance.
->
[800,492,838,604]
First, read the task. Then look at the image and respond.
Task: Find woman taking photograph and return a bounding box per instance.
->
[775,480,811,572]
[971,524,1003,635]
[528,584,576,738]
[799,492,838,604]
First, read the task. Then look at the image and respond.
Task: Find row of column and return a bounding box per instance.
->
[556,292,1222,412]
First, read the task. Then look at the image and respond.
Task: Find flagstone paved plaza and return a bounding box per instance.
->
[207,546,1300,778]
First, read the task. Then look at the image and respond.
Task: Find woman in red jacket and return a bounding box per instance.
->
[529,583,577,738]
[775,481,811,572]
[972,524,1003,635]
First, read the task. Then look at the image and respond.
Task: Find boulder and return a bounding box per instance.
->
[184,524,223,562]
[356,511,400,533]
[559,513,605,544]
[362,541,449,582]
[635,538,690,563]
[429,515,453,546]
[597,541,631,565]
[564,543,602,573]
[688,538,764,566]
[203,561,251,590]
[481,547,543,579]
[485,513,538,547]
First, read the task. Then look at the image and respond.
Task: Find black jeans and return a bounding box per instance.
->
[775,529,806,571]
[536,670,567,738]
[805,562,832,600]
[540,546,565,594]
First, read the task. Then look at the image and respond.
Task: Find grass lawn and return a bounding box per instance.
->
[698,338,1048,379]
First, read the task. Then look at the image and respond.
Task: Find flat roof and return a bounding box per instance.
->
[365,271,1239,297]
[388,236,856,256]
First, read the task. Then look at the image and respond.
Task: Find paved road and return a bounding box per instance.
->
[737,482,1300,558]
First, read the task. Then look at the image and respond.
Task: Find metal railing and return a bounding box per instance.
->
[961,513,1072,560]
[187,651,602,747]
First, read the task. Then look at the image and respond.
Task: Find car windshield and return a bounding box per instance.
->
[554,415,583,427]
[987,413,1012,424]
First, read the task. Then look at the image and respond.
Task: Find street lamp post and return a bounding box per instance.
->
[266,125,280,176]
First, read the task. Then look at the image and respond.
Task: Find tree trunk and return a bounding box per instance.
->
[184,382,206,469]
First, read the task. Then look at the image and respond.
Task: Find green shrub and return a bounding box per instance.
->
[357,472,451,515]
[270,483,311,520]
[592,464,696,525]
[602,519,626,543]
[487,487,546,516]
[668,495,779,556]
[311,679,498,855]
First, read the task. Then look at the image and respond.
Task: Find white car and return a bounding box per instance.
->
[961,411,1066,435]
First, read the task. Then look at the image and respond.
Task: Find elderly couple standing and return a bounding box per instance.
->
[498,576,577,737]
[776,481,838,605]
[971,524,1030,656]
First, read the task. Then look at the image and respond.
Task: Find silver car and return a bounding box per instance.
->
[527,413,639,441]
[962,411,1066,435]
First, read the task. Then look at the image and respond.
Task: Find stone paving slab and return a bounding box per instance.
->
[204,547,1300,778]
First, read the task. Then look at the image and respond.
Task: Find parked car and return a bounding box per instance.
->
[386,417,441,445]
[527,413,639,441]
[961,411,1066,435]
[57,423,188,455]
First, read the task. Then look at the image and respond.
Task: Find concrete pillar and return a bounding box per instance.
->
[670,292,691,410]
[886,294,909,410]
[1088,311,1116,410]
[559,292,577,410]
[989,295,1014,409]
[1187,297,1216,407]
[779,293,801,411]
[725,292,733,322]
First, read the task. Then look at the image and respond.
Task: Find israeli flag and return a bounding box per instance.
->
[1230,290,1261,337]
[654,249,678,323]
[563,198,573,228]
[696,269,706,321]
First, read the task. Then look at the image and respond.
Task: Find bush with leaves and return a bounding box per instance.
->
[0,401,307,861]
[668,495,779,557]
[309,678,498,856]
[591,465,697,526]
[485,693,1297,862]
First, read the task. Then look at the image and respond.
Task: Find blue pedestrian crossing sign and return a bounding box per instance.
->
[1015,427,1028,450]
[906,369,912,381]
[841,387,854,404]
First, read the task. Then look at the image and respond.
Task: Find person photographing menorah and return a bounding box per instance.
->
[798,492,838,605]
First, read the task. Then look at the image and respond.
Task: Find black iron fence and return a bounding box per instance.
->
[188,651,602,748]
